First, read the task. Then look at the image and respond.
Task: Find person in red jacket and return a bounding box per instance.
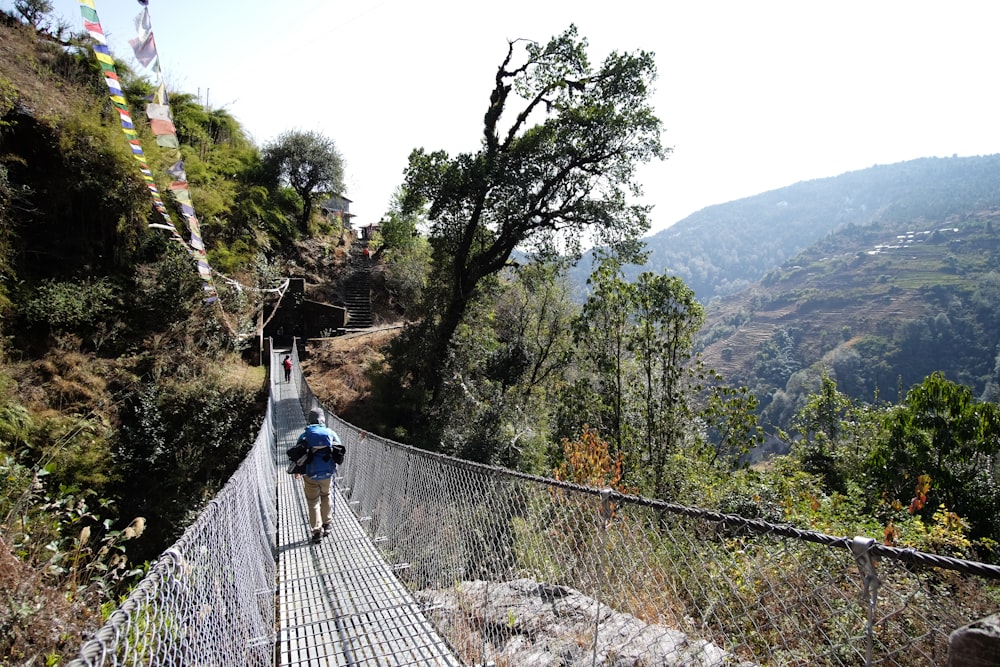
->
[282,355,292,383]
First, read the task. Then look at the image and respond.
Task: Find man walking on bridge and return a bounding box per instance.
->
[295,408,344,544]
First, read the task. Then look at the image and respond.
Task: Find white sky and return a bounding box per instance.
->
[18,0,1000,235]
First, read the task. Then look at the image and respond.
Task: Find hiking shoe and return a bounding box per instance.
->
[311,530,322,544]
[322,522,332,536]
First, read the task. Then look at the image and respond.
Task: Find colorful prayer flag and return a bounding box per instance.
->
[166,160,186,181]
[155,134,179,149]
[145,103,171,121]
[129,31,157,68]
[149,118,176,135]
[133,8,151,35]
[78,0,217,301]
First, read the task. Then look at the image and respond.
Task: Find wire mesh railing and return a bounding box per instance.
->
[293,346,1000,666]
[67,353,280,667]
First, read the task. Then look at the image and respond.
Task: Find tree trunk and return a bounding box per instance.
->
[427,292,468,406]
[299,198,313,234]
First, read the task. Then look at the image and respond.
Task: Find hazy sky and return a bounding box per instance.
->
[20,0,1000,234]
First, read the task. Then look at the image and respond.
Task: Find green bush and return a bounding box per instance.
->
[113,374,262,562]
[127,242,202,336]
[18,278,120,350]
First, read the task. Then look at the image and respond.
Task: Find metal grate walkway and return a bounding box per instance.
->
[273,351,462,666]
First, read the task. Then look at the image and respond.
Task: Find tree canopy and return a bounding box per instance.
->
[262,129,345,234]
[399,25,667,405]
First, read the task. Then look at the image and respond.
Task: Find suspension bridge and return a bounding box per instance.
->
[66,344,1000,667]
[272,353,458,665]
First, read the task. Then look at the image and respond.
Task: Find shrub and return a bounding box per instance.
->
[113,372,262,562]
[18,278,120,351]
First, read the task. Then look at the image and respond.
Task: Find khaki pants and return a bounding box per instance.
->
[303,477,333,532]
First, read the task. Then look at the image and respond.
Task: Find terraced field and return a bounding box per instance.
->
[696,217,999,408]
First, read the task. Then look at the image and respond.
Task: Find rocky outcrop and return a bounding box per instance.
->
[416,579,754,667]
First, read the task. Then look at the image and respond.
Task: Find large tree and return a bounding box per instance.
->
[571,255,635,459]
[572,259,718,494]
[400,25,666,403]
[262,130,345,234]
[13,0,51,25]
[630,271,703,495]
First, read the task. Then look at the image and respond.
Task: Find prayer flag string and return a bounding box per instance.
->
[76,0,219,302]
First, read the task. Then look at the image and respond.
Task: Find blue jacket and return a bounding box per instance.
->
[296,424,341,481]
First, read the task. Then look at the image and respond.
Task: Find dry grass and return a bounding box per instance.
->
[33,351,107,411]
[0,538,100,666]
[0,17,93,124]
[302,328,402,423]
[218,355,267,392]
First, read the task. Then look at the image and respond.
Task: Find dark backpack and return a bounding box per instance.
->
[285,440,347,475]
[285,443,310,475]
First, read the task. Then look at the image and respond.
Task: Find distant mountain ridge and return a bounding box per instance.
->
[572,154,1000,304]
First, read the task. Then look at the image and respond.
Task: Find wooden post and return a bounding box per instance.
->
[950,614,1000,666]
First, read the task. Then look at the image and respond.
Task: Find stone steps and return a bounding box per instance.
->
[344,247,374,330]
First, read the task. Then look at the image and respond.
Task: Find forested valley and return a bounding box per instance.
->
[2,5,1000,664]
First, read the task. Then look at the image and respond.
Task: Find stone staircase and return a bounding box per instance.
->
[344,246,374,331]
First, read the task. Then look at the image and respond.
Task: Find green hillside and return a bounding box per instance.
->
[0,12,346,662]
[698,211,1000,431]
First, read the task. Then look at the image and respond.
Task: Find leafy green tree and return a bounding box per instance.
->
[381,237,432,318]
[262,130,345,234]
[789,374,858,493]
[568,258,761,495]
[868,372,1000,541]
[499,262,577,403]
[13,0,54,32]
[13,0,50,21]
[630,271,703,495]
[416,262,577,468]
[794,374,854,443]
[399,25,665,406]
[378,187,422,254]
[702,382,763,469]
[376,189,433,316]
[570,255,635,461]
